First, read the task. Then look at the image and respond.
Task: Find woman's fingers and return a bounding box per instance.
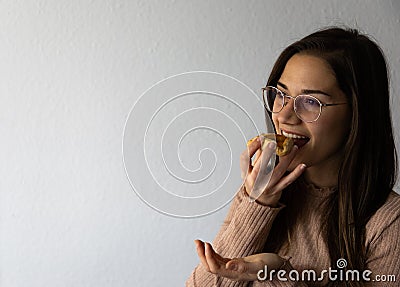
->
[266,145,299,187]
[246,142,276,200]
[226,258,248,273]
[195,242,284,282]
[251,141,276,176]
[224,257,269,281]
[226,258,262,275]
[210,247,229,265]
[252,149,261,167]
[240,136,262,179]
[196,241,232,274]
[243,136,262,160]
[270,163,307,193]
[204,243,228,273]
[203,243,253,281]
[195,240,210,272]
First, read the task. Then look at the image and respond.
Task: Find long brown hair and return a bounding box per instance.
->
[264,27,398,286]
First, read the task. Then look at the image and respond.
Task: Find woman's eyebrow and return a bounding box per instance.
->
[277,81,288,90]
[301,89,332,97]
[277,81,331,97]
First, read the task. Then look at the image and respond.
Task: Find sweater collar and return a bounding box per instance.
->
[298,175,337,198]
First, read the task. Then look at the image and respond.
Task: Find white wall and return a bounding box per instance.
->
[1,0,399,286]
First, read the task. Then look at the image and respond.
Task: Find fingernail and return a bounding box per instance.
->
[228,263,238,271]
[267,142,276,149]
[300,164,306,170]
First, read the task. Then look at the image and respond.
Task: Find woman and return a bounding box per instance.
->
[186,27,399,286]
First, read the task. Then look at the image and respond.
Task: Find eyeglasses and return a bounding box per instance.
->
[262,86,347,122]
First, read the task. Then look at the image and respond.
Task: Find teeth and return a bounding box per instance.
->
[282,130,308,139]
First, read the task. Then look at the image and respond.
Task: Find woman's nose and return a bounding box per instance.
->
[276,98,301,124]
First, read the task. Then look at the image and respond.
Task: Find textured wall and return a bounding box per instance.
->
[1,0,399,286]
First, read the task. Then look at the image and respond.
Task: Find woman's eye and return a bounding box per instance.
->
[304,97,319,106]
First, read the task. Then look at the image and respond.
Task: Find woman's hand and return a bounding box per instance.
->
[194,239,284,282]
[240,135,306,207]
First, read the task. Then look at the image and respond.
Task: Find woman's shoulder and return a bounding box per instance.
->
[365,191,400,243]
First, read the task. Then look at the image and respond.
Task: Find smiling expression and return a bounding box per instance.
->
[272,53,351,179]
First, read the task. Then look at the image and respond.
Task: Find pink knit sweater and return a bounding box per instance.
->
[186,180,400,286]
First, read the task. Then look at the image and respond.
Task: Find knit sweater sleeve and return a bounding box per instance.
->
[363,192,400,286]
[186,184,285,287]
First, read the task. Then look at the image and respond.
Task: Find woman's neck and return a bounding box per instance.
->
[303,166,338,188]
[302,150,343,188]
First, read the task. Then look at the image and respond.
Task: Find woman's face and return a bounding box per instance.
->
[272,54,351,181]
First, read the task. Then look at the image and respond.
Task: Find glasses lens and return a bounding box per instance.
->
[295,95,321,122]
[263,87,283,113]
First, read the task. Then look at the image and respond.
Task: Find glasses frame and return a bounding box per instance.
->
[262,85,347,122]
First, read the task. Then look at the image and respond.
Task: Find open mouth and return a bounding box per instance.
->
[281,130,310,149]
